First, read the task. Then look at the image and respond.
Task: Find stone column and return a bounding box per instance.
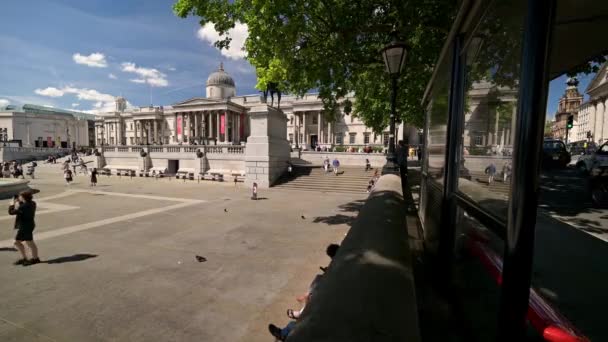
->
[216,112,221,142]
[194,112,200,140]
[174,113,178,143]
[236,113,240,144]
[328,120,332,145]
[318,112,322,144]
[133,120,138,145]
[140,120,145,144]
[116,121,121,145]
[302,112,307,148]
[153,120,158,144]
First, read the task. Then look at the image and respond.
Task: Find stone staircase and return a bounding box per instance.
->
[273,166,377,194]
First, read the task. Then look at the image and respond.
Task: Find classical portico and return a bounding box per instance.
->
[166,99,248,145]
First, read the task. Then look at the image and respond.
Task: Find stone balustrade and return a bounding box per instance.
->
[99,145,246,155]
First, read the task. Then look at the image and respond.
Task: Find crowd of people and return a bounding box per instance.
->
[267,243,340,341]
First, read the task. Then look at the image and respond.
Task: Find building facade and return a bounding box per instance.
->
[574,62,608,144]
[0,104,94,147]
[94,64,421,149]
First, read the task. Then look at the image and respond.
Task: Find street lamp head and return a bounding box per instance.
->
[381,32,407,77]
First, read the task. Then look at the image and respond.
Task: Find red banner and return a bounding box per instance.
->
[220,112,226,135]
[240,113,245,138]
[47,136,52,147]
[176,116,182,135]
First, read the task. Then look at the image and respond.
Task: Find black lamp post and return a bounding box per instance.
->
[381,32,407,173]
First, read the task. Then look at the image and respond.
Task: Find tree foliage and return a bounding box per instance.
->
[173,0,457,132]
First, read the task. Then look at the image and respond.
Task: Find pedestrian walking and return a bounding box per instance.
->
[10,191,40,266]
[323,157,330,173]
[332,158,340,176]
[365,159,371,172]
[485,163,497,185]
[251,182,258,200]
[90,168,98,187]
[502,161,512,183]
[234,175,238,187]
[64,169,73,186]
[417,146,422,161]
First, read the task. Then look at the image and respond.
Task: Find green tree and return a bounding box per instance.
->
[173,0,457,132]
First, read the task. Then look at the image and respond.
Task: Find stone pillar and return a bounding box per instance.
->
[153,120,158,144]
[235,113,240,143]
[133,120,138,145]
[216,112,221,142]
[195,112,200,140]
[174,113,178,143]
[161,118,165,144]
[140,120,145,144]
[318,112,322,144]
[328,120,332,145]
[244,105,290,188]
[302,112,307,149]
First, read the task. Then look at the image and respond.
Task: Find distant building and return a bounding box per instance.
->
[0,104,95,147]
[575,62,608,144]
[94,63,420,149]
[551,77,583,142]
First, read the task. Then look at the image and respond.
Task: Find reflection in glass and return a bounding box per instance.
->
[457,0,526,219]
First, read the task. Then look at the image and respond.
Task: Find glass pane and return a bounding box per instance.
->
[425,48,452,183]
[457,0,526,219]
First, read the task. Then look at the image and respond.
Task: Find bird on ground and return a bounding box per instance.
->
[195,255,207,262]
[301,215,306,219]
[224,208,228,213]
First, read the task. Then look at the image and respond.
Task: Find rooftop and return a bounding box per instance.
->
[1,103,96,120]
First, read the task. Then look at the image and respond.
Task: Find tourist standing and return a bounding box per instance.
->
[485,163,497,185]
[10,191,39,266]
[332,158,340,176]
[417,146,422,161]
[323,157,330,173]
[90,168,98,187]
[251,182,258,200]
[502,162,512,183]
[365,158,371,172]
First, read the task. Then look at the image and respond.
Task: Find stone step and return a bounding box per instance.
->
[273,184,368,194]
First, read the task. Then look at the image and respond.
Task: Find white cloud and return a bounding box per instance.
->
[71,103,79,107]
[168,67,176,71]
[35,87,65,97]
[73,52,108,68]
[0,99,9,107]
[121,62,168,87]
[34,86,118,114]
[197,22,248,60]
[108,73,117,79]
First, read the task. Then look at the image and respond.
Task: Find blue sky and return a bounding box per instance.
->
[0,0,596,119]
[0,0,257,113]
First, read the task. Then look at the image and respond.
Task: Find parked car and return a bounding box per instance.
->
[541,139,570,168]
[576,141,608,174]
[568,141,597,156]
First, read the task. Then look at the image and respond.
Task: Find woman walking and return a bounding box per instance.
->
[90,168,98,187]
[10,191,39,266]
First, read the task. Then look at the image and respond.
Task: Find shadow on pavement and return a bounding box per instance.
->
[313,199,366,227]
[0,247,17,252]
[44,253,98,264]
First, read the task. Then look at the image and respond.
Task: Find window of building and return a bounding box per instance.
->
[130,123,133,130]
[336,134,343,145]
[289,133,293,143]
[364,132,371,144]
[383,132,389,146]
[349,133,356,144]
[290,116,294,125]
[130,137,134,145]
[312,116,318,124]
[473,135,483,146]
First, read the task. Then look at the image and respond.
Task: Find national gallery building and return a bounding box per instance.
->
[95,64,420,150]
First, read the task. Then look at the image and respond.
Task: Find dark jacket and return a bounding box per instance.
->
[9,201,36,231]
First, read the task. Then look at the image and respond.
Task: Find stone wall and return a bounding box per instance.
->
[0,147,71,163]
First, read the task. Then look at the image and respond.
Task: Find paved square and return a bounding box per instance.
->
[0,167,365,342]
